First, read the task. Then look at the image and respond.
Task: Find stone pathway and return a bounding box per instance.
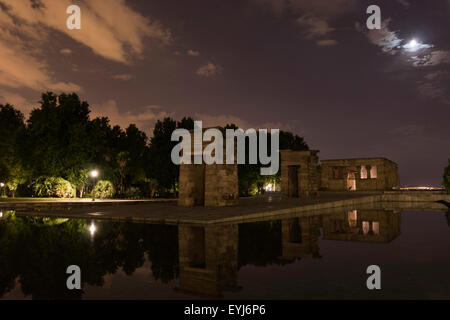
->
[7,192,379,224]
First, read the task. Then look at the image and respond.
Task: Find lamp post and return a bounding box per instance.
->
[0,182,5,197]
[90,170,99,201]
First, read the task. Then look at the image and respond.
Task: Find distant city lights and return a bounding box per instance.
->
[400,186,444,191]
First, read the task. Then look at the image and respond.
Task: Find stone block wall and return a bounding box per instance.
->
[280,150,320,198]
[178,164,205,206]
[204,164,239,206]
[178,127,238,207]
[320,158,399,191]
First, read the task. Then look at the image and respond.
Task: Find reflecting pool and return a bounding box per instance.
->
[0,208,449,299]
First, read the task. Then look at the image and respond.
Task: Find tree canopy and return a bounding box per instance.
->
[0,92,310,198]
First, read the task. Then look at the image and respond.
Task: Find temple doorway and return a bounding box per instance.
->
[288,165,300,197]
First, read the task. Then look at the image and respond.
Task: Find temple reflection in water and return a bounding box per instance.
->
[177,208,401,296]
[0,208,402,299]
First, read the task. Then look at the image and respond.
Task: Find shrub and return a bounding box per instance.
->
[123,186,142,199]
[92,180,115,199]
[32,177,75,198]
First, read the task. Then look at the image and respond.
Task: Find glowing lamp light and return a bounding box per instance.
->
[90,170,99,178]
[89,222,96,236]
[265,183,273,192]
[0,183,4,187]
[0,211,3,218]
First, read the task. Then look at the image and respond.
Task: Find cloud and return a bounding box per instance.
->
[389,124,424,136]
[60,48,72,55]
[253,0,357,17]
[296,14,334,40]
[410,50,450,67]
[395,0,410,8]
[362,18,450,106]
[0,89,36,115]
[254,0,354,46]
[90,100,173,133]
[0,32,81,92]
[194,112,297,133]
[187,50,200,56]
[0,0,172,64]
[417,71,450,104]
[316,39,338,47]
[196,62,222,77]
[112,74,134,81]
[366,19,402,54]
[0,0,174,101]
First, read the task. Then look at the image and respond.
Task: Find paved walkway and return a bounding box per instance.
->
[4,191,448,225]
[7,192,378,224]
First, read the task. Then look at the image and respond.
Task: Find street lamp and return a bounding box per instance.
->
[90,170,99,178]
[89,170,99,201]
[0,183,5,197]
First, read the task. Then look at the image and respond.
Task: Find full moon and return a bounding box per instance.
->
[409,39,418,47]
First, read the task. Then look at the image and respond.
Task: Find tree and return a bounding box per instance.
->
[123,124,148,189]
[116,151,130,194]
[443,159,450,192]
[223,124,309,196]
[0,104,26,197]
[147,117,194,194]
[67,168,89,198]
[26,92,92,179]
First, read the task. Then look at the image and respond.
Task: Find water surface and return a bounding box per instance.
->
[0,208,448,299]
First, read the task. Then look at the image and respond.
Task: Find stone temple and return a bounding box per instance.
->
[280,150,320,198]
[178,128,399,206]
[178,128,239,207]
[320,158,399,191]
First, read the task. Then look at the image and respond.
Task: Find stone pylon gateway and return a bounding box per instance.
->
[178,128,239,207]
[280,150,320,198]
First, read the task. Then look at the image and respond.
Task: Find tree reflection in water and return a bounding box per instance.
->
[0,212,178,299]
[0,208,404,298]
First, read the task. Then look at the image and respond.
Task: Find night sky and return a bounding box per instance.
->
[0,0,449,186]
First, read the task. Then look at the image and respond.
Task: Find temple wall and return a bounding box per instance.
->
[321,158,399,191]
[178,127,238,207]
[280,150,320,198]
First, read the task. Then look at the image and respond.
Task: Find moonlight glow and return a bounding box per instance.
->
[402,38,433,53]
